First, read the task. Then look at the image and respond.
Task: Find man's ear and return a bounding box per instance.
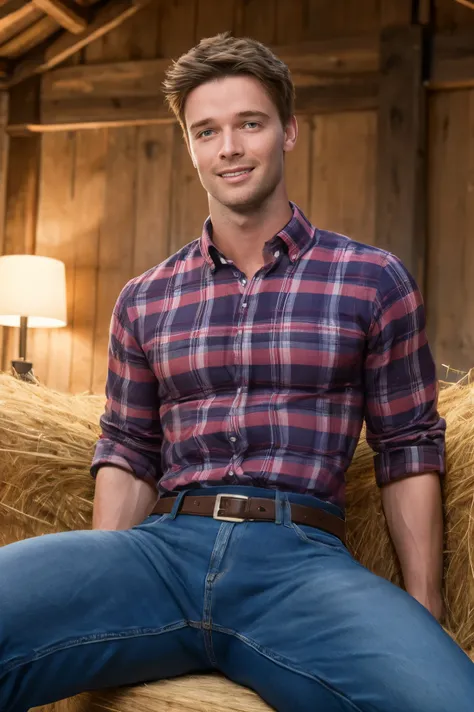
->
[283,115,298,154]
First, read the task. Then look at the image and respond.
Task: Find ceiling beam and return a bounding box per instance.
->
[454,0,474,9]
[8,0,154,86]
[0,1,29,23]
[0,2,42,44]
[31,0,87,35]
[0,15,59,59]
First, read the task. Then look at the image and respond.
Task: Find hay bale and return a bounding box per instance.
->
[33,674,273,712]
[0,372,102,545]
[2,371,474,707]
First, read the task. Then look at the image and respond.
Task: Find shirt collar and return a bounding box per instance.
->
[200,202,316,272]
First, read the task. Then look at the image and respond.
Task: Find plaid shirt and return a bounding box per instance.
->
[91,203,445,511]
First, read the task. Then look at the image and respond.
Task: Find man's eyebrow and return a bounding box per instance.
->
[235,110,270,120]
[189,110,270,133]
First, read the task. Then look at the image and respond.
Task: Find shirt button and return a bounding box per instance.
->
[229,436,237,443]
[241,278,247,286]
[242,302,248,308]
[228,470,235,477]
[274,250,280,258]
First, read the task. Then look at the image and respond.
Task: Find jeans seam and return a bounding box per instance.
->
[202,524,233,666]
[2,621,189,676]
[212,624,365,712]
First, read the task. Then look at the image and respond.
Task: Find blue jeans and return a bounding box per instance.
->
[1,485,473,711]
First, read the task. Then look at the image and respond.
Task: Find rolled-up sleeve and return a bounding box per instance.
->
[364,253,446,487]
[90,284,163,488]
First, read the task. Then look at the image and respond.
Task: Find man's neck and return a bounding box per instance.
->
[209,193,293,276]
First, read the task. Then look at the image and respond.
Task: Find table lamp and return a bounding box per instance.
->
[0,254,67,378]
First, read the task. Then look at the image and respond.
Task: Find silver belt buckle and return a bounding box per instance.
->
[213,493,249,522]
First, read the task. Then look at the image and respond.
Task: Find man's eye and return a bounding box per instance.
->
[243,122,259,129]
[198,129,214,138]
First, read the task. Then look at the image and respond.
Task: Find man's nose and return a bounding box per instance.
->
[218,130,244,160]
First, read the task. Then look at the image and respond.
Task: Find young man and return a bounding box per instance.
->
[1,33,473,712]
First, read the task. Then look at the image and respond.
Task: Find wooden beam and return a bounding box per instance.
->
[0,5,43,48]
[9,74,40,125]
[0,1,30,24]
[0,15,59,59]
[6,35,379,131]
[8,0,154,86]
[9,81,378,133]
[429,30,474,90]
[375,25,426,285]
[32,0,87,35]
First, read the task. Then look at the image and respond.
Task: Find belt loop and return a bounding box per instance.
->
[169,490,188,519]
[281,492,292,526]
[275,489,284,525]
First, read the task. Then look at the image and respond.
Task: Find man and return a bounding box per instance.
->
[0,33,473,712]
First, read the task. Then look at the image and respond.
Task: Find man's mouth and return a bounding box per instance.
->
[218,168,254,181]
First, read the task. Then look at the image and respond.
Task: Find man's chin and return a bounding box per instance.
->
[215,188,269,214]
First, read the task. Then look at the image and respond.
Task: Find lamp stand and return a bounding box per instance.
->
[11,316,34,381]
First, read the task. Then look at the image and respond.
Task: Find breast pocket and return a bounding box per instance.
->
[152,331,234,400]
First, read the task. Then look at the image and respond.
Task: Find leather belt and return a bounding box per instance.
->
[151,493,346,544]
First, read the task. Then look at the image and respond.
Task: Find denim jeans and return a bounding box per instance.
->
[1,485,473,712]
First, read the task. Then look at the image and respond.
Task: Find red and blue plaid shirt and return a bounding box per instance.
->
[91,202,445,511]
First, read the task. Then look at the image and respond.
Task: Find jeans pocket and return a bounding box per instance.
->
[290,521,347,552]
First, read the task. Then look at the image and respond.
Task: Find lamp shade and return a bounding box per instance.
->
[0,255,67,328]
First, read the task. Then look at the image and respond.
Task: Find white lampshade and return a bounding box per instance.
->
[0,254,67,328]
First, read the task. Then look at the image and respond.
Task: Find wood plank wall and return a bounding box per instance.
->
[414,0,474,378]
[1,0,474,392]
[426,89,474,374]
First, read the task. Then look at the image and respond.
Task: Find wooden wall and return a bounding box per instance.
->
[427,88,474,374]
[1,0,474,393]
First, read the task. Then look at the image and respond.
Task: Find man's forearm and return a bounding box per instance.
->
[92,466,158,530]
[381,473,444,616]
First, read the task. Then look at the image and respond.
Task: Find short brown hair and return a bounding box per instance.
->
[163,32,295,134]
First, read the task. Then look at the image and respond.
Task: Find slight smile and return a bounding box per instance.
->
[218,167,255,183]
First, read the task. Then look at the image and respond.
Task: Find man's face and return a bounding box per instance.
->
[184,75,297,213]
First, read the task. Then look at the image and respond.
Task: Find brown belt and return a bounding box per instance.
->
[151,493,346,544]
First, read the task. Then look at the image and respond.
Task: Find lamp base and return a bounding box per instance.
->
[11,359,35,382]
